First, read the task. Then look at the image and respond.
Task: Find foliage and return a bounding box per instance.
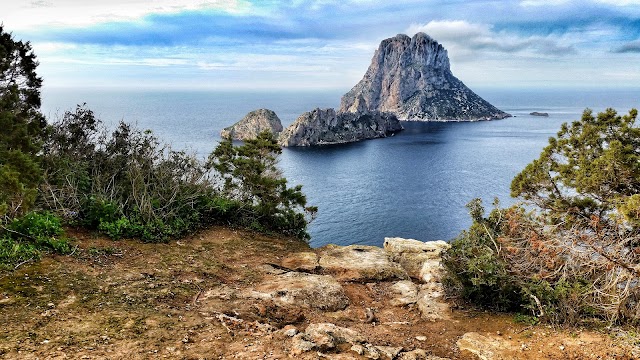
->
[0,25,46,220]
[444,108,640,325]
[0,211,71,269]
[40,109,315,242]
[41,105,217,242]
[511,107,640,227]
[208,131,317,240]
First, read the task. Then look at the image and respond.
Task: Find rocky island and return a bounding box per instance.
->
[530,112,549,117]
[339,33,510,121]
[221,108,283,140]
[278,108,403,147]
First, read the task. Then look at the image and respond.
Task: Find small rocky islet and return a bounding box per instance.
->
[221,32,510,146]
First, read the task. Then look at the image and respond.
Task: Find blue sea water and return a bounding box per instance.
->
[41,87,640,247]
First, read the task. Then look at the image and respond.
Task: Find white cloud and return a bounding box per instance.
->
[406,20,576,60]
[521,0,640,5]
[520,0,571,6]
[595,0,640,5]
[0,0,250,30]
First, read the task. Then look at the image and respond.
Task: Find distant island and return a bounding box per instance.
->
[530,112,549,117]
[222,32,510,145]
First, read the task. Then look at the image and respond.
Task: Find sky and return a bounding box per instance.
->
[3,0,640,90]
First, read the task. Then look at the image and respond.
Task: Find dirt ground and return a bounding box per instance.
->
[0,227,638,359]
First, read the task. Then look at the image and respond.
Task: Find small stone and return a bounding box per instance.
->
[415,336,427,341]
[351,344,365,355]
[283,328,298,337]
[559,345,565,351]
[290,334,316,355]
[496,331,501,336]
[47,303,55,308]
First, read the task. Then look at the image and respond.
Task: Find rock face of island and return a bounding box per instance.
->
[339,33,510,121]
[278,108,403,147]
[221,109,283,140]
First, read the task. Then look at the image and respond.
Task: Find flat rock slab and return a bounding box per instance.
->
[281,252,319,272]
[318,244,408,282]
[244,272,349,311]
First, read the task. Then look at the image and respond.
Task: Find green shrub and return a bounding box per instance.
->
[40,111,315,242]
[0,211,70,269]
[445,108,640,326]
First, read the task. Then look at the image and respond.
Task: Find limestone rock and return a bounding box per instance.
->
[339,33,510,121]
[290,333,316,356]
[305,323,366,350]
[278,107,403,147]
[220,108,283,140]
[389,280,419,306]
[244,272,349,311]
[281,252,319,272]
[384,237,450,283]
[456,332,514,360]
[317,244,408,282]
[375,346,404,359]
[416,284,451,321]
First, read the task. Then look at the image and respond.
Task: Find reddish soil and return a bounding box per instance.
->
[0,227,637,359]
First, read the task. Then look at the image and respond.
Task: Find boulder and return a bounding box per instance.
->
[244,272,349,311]
[220,108,283,140]
[278,108,402,147]
[339,33,510,121]
[383,237,450,283]
[318,244,408,282]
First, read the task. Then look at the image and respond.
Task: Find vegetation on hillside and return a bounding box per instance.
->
[0,27,315,269]
[444,108,640,325]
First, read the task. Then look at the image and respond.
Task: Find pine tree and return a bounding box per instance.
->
[0,25,46,220]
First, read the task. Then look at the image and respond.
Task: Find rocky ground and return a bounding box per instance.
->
[0,227,638,359]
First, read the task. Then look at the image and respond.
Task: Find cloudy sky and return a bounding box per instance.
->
[3,0,640,90]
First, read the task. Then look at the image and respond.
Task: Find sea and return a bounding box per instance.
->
[41,87,640,248]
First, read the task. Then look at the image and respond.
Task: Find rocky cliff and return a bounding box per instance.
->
[221,108,283,140]
[339,33,510,121]
[278,108,403,147]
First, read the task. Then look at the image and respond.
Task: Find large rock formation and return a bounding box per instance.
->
[221,108,283,140]
[339,33,510,121]
[278,108,403,147]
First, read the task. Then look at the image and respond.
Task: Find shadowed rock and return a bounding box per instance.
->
[278,107,402,147]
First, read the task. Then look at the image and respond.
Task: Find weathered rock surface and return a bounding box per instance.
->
[384,237,450,283]
[417,284,451,321]
[317,244,408,282]
[220,108,283,140]
[339,33,510,121]
[244,272,349,311]
[389,280,419,306]
[281,251,319,272]
[278,107,403,147]
[457,332,515,360]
